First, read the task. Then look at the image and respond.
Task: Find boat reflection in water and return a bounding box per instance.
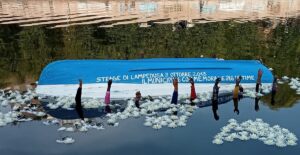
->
[40,91,234,122]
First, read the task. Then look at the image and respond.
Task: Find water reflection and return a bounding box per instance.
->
[271,77,278,105]
[0,81,298,135]
[255,97,260,111]
[1,18,300,88]
[261,83,299,109]
[0,2,299,108]
[105,105,112,113]
[0,0,299,27]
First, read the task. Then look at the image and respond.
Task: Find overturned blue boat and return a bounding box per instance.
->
[37,58,273,98]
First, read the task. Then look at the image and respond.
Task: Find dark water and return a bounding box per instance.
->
[0,0,300,154]
[0,98,299,155]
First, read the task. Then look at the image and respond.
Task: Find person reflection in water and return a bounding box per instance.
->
[189,77,197,106]
[105,105,112,113]
[233,76,242,115]
[75,79,84,121]
[212,78,221,120]
[271,77,278,105]
[256,69,263,93]
[255,97,260,111]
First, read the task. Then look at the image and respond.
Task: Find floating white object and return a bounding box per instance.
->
[168,122,177,128]
[1,100,8,106]
[144,121,152,127]
[212,138,224,144]
[79,126,88,132]
[290,85,298,90]
[212,119,298,147]
[262,88,271,94]
[0,121,7,127]
[282,76,289,80]
[177,120,187,127]
[57,127,66,131]
[152,124,162,130]
[56,137,75,144]
[65,127,75,132]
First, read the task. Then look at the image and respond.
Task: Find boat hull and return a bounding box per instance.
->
[37,58,273,98]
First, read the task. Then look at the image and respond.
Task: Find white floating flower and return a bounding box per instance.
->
[152,124,162,130]
[56,137,75,144]
[168,122,177,128]
[228,119,237,123]
[79,126,88,132]
[212,118,298,148]
[276,140,287,147]
[264,139,275,145]
[177,120,186,127]
[212,138,223,145]
[287,139,297,146]
[57,127,66,131]
[144,121,152,127]
[282,76,289,80]
[250,133,259,139]
[170,115,178,120]
[65,127,75,132]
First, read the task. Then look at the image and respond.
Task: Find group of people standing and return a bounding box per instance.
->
[74,69,278,121]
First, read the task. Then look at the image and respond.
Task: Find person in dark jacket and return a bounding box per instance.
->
[75,79,84,121]
[212,78,221,120]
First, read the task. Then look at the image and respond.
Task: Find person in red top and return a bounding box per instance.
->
[104,79,112,105]
[189,77,197,105]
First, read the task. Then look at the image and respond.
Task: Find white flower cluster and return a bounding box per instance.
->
[0,111,31,126]
[0,89,35,107]
[106,97,198,129]
[46,96,106,110]
[213,118,298,147]
[243,89,264,98]
[0,89,46,128]
[286,77,300,95]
